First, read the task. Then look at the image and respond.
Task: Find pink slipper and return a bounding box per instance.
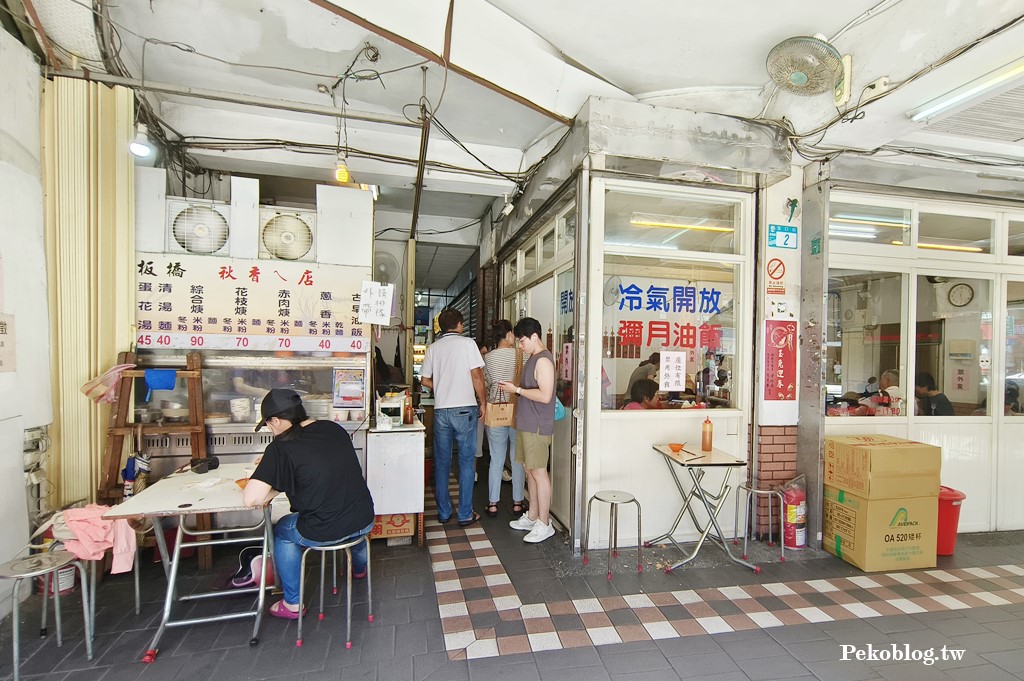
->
[268,599,305,620]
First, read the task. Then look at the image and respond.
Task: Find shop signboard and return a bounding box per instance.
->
[764,319,796,401]
[610,280,725,351]
[134,252,370,352]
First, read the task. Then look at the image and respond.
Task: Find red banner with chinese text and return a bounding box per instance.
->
[764,320,797,401]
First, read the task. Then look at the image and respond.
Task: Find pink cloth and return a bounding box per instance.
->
[63,504,137,574]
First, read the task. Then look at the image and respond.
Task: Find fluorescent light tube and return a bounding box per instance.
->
[630,213,734,233]
[908,57,1024,122]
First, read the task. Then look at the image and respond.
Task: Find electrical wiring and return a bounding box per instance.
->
[376,218,481,239]
[431,117,521,184]
[176,134,534,181]
[774,11,1024,147]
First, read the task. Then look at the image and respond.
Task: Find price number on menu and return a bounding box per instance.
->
[136,334,172,347]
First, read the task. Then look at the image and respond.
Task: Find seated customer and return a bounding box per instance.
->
[243,389,375,618]
[623,378,661,410]
[914,372,955,416]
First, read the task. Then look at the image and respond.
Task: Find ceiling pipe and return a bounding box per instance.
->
[409,67,433,241]
[304,0,572,127]
[47,69,421,129]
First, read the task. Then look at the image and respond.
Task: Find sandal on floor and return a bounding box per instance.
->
[458,512,482,527]
[268,600,305,620]
[512,500,527,514]
[486,503,498,517]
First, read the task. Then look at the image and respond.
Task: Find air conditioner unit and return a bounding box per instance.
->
[258,207,316,262]
[166,199,231,256]
[841,307,867,329]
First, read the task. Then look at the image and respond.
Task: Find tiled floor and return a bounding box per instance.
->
[2,465,1024,680]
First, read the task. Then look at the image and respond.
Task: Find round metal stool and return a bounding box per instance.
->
[582,490,642,580]
[295,534,372,650]
[733,484,785,563]
[0,550,93,681]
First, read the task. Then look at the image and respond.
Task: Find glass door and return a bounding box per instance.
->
[998,278,1024,529]
[551,266,575,523]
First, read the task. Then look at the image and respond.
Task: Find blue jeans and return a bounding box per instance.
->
[274,513,374,606]
[486,425,525,504]
[433,405,479,522]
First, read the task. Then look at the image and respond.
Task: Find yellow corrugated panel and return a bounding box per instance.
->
[43,77,135,505]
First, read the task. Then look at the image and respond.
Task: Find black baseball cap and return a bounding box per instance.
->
[255,388,302,432]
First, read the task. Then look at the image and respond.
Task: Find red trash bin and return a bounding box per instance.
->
[937,486,966,556]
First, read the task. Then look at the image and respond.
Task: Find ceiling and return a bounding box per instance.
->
[15,0,1024,290]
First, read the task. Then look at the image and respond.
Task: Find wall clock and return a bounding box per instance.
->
[947,282,974,307]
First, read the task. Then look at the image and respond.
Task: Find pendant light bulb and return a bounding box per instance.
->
[335,154,350,184]
[129,123,153,158]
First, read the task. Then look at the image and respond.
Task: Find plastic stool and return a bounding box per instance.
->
[582,490,642,580]
[295,534,372,650]
[0,550,93,681]
[733,483,785,562]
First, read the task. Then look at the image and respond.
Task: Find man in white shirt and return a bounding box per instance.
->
[421,309,487,527]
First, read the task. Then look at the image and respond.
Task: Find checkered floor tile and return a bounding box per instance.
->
[425,482,1024,660]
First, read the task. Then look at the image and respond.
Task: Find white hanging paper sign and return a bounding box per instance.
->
[659,351,687,392]
[358,280,394,326]
[0,313,15,372]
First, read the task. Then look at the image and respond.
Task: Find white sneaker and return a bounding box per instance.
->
[509,515,538,531]
[501,469,512,482]
[523,521,555,544]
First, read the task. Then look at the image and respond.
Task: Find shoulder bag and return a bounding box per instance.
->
[484,349,523,428]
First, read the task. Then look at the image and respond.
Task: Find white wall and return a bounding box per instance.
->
[0,32,47,617]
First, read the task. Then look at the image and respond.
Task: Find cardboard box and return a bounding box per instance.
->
[824,435,941,499]
[822,485,937,571]
[370,513,416,539]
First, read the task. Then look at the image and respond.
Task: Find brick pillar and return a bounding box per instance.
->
[753,425,798,537]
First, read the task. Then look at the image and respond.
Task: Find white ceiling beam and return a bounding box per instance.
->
[310,0,631,122]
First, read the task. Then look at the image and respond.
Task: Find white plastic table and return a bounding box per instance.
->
[648,445,758,573]
[104,463,272,663]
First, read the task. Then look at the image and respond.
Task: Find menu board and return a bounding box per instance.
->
[135,252,370,352]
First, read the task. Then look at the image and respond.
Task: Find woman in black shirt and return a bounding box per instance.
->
[243,389,375,618]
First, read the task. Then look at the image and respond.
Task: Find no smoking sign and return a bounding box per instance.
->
[767,258,786,295]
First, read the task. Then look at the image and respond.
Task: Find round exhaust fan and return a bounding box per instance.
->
[373,252,400,285]
[261,215,313,260]
[171,206,229,254]
[766,36,843,95]
[602,275,622,307]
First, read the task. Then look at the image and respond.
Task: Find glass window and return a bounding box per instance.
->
[825,270,905,416]
[604,189,740,254]
[558,208,576,252]
[523,245,537,279]
[542,230,556,262]
[504,256,517,287]
[828,201,910,246]
[914,276,991,415]
[601,254,736,410]
[1006,280,1024,416]
[919,213,993,254]
[1009,219,1024,257]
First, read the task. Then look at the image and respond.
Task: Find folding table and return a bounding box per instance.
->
[104,462,272,663]
[647,445,758,573]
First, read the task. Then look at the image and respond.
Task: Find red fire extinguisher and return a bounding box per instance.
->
[783,484,807,550]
